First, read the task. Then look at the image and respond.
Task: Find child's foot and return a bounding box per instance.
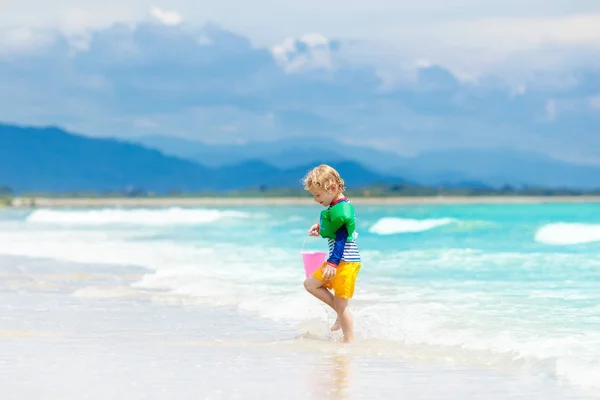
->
[330,317,341,332]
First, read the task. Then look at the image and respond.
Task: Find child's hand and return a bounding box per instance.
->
[308,223,320,236]
[322,263,337,280]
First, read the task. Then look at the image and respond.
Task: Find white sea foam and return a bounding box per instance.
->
[26,207,251,226]
[134,260,600,390]
[122,245,600,390]
[352,302,600,389]
[0,230,213,268]
[535,223,600,245]
[369,217,456,235]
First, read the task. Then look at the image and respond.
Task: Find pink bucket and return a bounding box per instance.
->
[301,251,328,278]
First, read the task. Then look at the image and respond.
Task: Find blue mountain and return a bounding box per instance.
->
[395,148,600,189]
[0,123,403,193]
[4,122,596,194]
[134,135,600,189]
[0,123,216,193]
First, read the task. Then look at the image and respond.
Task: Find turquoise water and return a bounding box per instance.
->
[1,202,600,390]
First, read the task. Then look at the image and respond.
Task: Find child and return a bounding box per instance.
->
[301,164,361,343]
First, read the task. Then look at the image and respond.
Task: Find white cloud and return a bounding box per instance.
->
[298,33,328,47]
[355,13,600,81]
[0,9,599,163]
[416,59,432,68]
[438,14,600,48]
[272,33,336,72]
[0,28,55,55]
[1,0,600,78]
[59,9,99,33]
[149,6,183,26]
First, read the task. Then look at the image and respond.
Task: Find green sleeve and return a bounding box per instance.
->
[319,209,333,239]
[319,202,356,240]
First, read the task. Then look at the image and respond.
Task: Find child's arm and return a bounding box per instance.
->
[308,223,320,236]
[324,202,355,240]
[326,225,348,268]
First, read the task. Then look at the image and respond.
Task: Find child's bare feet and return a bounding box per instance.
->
[330,317,341,332]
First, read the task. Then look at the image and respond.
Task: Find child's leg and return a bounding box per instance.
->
[303,277,335,311]
[333,296,354,343]
[304,277,343,333]
[330,261,361,343]
[330,317,342,332]
[304,261,360,343]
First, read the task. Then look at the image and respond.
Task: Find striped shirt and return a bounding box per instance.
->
[328,236,361,263]
[325,199,361,265]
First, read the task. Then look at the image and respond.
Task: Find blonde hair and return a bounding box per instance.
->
[302,164,345,193]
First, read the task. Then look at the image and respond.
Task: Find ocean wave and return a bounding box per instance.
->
[350,303,600,390]
[25,207,251,226]
[535,223,600,245]
[0,230,215,267]
[369,217,456,235]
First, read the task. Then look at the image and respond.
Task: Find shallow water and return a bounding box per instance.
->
[1,203,600,398]
[1,291,597,400]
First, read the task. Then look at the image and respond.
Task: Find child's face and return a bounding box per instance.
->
[310,186,337,207]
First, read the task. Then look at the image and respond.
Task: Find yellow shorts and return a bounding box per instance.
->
[311,261,361,300]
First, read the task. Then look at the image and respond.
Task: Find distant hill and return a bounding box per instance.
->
[135,135,355,168]
[134,135,600,189]
[387,148,600,189]
[0,124,216,193]
[214,159,404,190]
[0,123,404,194]
[4,122,598,195]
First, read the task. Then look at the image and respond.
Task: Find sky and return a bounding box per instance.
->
[0,1,599,164]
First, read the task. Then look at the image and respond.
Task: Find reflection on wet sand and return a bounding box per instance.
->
[310,353,352,400]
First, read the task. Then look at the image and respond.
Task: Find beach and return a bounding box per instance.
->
[2,201,600,399]
[2,288,597,400]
